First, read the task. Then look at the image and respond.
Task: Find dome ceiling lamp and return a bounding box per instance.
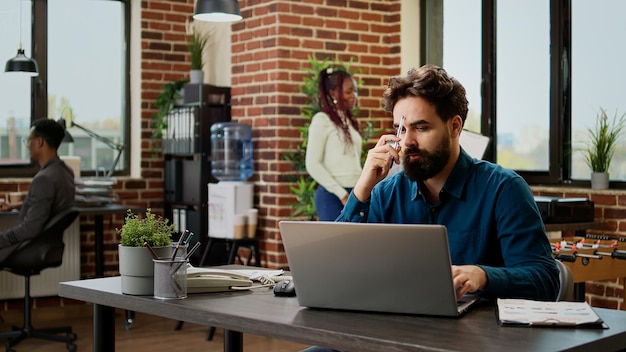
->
[5,0,38,76]
[193,0,242,22]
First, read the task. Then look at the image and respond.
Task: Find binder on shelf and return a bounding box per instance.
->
[179,208,187,233]
[172,208,180,233]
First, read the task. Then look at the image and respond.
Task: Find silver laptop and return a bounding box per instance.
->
[278,221,480,317]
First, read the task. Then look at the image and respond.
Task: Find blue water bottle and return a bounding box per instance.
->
[210,122,253,181]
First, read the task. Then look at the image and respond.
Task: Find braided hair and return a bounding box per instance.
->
[318,67,359,144]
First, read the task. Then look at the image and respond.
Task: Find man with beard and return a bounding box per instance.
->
[336,64,559,302]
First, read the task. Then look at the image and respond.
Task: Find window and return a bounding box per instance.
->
[427,0,626,187]
[442,0,482,134]
[495,0,550,171]
[0,0,129,177]
[570,0,626,181]
[0,0,34,168]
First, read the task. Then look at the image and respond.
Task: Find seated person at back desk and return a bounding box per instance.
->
[301,64,560,352]
[0,119,75,262]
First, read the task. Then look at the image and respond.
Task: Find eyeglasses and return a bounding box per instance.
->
[22,136,40,147]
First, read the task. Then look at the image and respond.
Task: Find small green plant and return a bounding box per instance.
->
[582,108,626,173]
[188,29,208,70]
[117,209,174,247]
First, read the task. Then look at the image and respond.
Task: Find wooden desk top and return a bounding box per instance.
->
[0,209,20,218]
[74,203,144,216]
[59,276,626,352]
[0,203,144,217]
[545,222,605,232]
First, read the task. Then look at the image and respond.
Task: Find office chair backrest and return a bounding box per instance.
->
[2,207,79,274]
[555,259,574,301]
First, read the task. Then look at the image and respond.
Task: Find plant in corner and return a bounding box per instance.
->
[581,108,626,190]
[116,209,175,295]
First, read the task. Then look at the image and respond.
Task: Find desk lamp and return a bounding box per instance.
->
[56,118,124,177]
[193,0,242,22]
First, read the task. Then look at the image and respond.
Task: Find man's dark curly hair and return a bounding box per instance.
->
[382,64,468,125]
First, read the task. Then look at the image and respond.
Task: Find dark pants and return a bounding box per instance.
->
[314,185,352,221]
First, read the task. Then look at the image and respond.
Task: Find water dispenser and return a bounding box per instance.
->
[208,122,254,239]
[210,122,253,182]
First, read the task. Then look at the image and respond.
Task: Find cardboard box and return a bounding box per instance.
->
[208,182,253,238]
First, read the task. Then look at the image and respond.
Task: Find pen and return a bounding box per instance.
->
[182,231,194,245]
[389,115,404,150]
[172,241,202,274]
[390,115,405,163]
[144,242,160,260]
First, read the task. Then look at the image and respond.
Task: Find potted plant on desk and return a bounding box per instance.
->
[117,209,174,295]
[581,108,626,190]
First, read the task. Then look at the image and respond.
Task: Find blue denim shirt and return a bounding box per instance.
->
[337,149,559,300]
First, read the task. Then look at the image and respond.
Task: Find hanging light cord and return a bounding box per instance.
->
[18,0,23,50]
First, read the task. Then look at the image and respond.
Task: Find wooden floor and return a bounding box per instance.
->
[0,303,310,351]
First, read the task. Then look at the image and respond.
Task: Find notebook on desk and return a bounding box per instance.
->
[278,221,480,317]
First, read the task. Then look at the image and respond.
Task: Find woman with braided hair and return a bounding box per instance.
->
[305,67,362,221]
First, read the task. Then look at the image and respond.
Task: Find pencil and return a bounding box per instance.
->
[143,242,160,260]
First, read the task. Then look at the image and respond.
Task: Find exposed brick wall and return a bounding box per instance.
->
[231,0,401,268]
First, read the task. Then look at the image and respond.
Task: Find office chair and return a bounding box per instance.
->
[0,207,79,352]
[555,259,574,301]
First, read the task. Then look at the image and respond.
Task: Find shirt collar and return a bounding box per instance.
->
[40,156,62,170]
[442,147,473,200]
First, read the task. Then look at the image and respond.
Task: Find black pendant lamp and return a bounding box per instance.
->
[5,45,39,76]
[5,1,38,76]
[193,0,242,22]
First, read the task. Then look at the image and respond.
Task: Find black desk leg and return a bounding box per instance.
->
[224,329,243,352]
[199,238,214,267]
[574,282,586,302]
[94,214,104,278]
[93,304,115,352]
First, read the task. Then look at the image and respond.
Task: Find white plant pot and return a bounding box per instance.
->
[591,172,609,190]
[118,244,171,295]
[189,69,204,84]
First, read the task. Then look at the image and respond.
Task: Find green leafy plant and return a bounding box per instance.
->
[117,209,174,247]
[151,78,189,150]
[582,108,626,173]
[188,29,208,70]
[284,55,381,220]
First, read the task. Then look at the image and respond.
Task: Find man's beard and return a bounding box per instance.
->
[402,137,451,182]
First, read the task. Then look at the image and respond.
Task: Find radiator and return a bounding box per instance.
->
[0,216,80,299]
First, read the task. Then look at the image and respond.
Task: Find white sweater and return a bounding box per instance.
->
[305,111,363,200]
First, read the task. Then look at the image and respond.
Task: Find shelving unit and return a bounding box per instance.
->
[162,84,231,265]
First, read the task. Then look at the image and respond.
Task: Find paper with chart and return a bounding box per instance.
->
[497,298,606,327]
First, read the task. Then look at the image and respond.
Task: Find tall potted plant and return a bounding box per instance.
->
[187,25,208,84]
[582,108,626,190]
[117,209,174,295]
